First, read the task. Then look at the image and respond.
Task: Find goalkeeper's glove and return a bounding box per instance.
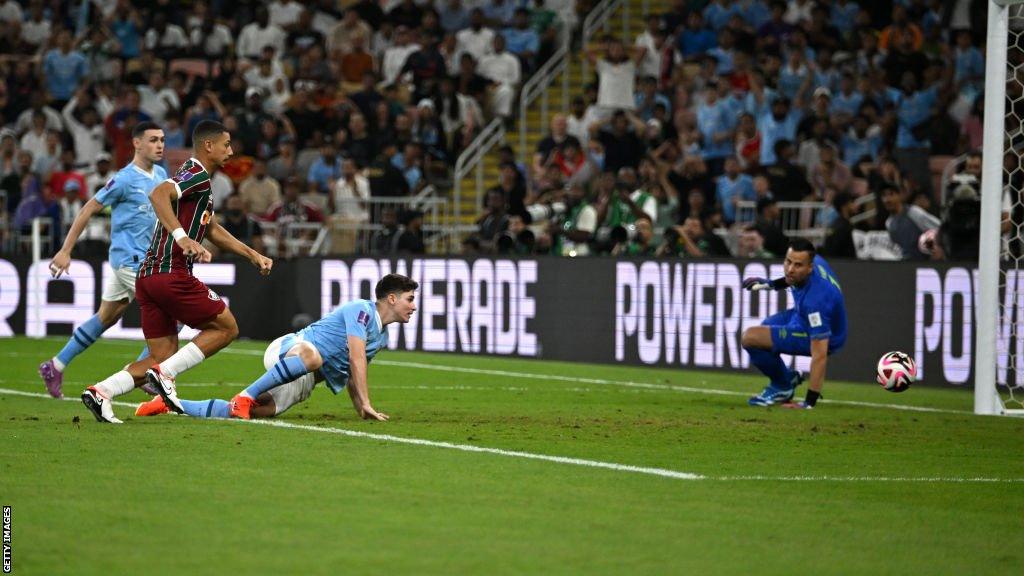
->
[742,277,788,291]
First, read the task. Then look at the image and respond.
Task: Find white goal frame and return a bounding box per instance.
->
[978,1,1024,415]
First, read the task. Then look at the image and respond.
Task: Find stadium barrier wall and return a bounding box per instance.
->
[0,255,1014,388]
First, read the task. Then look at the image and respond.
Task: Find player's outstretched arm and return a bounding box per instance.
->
[808,337,829,394]
[149,181,211,262]
[346,336,388,421]
[49,198,105,278]
[205,218,273,275]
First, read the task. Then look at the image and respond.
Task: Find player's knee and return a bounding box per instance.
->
[297,344,323,370]
[741,328,762,350]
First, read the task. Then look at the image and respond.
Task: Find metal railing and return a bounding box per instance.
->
[453,117,505,235]
[736,200,830,243]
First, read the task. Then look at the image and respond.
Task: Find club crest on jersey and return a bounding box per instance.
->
[357,310,370,326]
[208,289,221,301]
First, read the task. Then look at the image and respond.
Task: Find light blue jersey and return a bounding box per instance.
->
[93,162,167,271]
[297,299,389,394]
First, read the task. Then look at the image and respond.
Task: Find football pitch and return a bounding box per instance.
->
[1,337,1022,575]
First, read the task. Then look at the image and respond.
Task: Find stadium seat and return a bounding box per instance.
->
[169,59,217,78]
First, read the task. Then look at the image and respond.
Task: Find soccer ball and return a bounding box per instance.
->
[877,351,916,392]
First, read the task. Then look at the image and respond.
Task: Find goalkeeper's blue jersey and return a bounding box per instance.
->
[788,255,847,349]
[298,299,389,394]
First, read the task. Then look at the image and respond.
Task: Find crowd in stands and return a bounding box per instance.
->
[0,0,579,256]
[0,0,1007,262]
[472,0,1003,262]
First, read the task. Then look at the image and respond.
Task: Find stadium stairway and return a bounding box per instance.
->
[445,0,668,238]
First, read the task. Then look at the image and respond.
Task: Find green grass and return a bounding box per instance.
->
[1,336,1023,575]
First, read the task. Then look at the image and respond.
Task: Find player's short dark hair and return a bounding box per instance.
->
[132,121,162,139]
[788,237,816,257]
[375,274,419,300]
[192,120,228,149]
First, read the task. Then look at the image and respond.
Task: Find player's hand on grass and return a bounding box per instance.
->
[177,237,212,262]
[360,404,389,421]
[49,250,71,278]
[742,277,771,291]
[251,253,273,276]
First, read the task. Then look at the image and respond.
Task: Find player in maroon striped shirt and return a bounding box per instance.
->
[82,120,274,423]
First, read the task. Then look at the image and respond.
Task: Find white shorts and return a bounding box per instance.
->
[101,266,138,302]
[263,334,318,416]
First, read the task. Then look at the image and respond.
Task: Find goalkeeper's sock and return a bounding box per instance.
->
[180,398,230,419]
[746,348,792,389]
[55,315,106,370]
[241,356,309,399]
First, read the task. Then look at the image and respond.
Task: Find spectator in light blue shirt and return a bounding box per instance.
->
[635,76,671,121]
[678,11,717,59]
[830,0,860,35]
[830,73,864,121]
[503,9,539,67]
[716,156,756,224]
[307,141,343,194]
[697,79,739,173]
[111,8,142,59]
[703,0,739,31]
[953,30,984,90]
[43,31,89,104]
[758,97,802,165]
[707,28,736,74]
[439,0,470,33]
[483,0,516,27]
[840,114,883,166]
[740,0,771,29]
[887,72,939,150]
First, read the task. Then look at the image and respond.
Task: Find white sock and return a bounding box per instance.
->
[94,370,136,399]
[52,357,66,372]
[158,342,206,379]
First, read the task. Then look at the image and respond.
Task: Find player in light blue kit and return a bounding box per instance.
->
[740,238,848,409]
[39,122,167,398]
[135,273,418,421]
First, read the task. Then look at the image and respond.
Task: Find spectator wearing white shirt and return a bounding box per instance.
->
[326,8,373,56]
[20,2,51,50]
[455,9,495,63]
[19,111,50,163]
[477,35,521,121]
[268,0,305,29]
[237,7,288,61]
[190,19,234,60]
[137,71,180,123]
[143,13,189,59]
[587,37,643,113]
[243,50,292,114]
[329,157,371,254]
[85,152,115,197]
[15,96,63,135]
[634,15,664,80]
[380,26,421,86]
[0,0,23,23]
[61,92,106,170]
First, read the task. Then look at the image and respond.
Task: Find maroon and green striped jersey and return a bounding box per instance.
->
[138,158,215,278]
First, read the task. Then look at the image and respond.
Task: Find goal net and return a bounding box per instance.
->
[980,1,1024,414]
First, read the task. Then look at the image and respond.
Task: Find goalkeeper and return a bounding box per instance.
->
[740,238,847,408]
[136,274,417,421]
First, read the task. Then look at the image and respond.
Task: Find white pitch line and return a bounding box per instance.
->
[4,346,970,414]
[1,387,1020,484]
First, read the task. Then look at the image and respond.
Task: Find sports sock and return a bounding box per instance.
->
[135,345,150,362]
[94,370,136,399]
[180,398,230,419]
[55,315,106,370]
[157,342,206,379]
[746,348,792,389]
[241,356,308,399]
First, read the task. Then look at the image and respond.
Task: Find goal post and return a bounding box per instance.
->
[978,0,1024,415]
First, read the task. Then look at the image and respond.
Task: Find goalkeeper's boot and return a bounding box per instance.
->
[145,365,183,414]
[748,371,804,406]
[135,395,169,417]
[81,387,123,424]
[38,359,63,398]
[229,394,257,420]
